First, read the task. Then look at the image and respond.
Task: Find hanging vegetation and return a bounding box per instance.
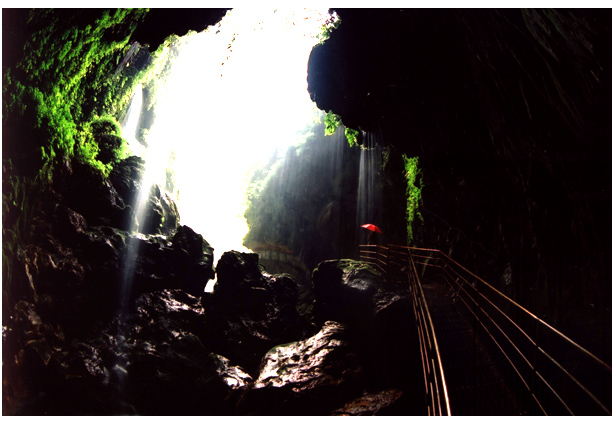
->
[402,154,423,244]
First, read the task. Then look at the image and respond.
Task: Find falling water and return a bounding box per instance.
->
[108,8,337,404]
[120,84,144,156]
[356,129,384,245]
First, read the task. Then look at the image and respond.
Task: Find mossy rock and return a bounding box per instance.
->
[95,133,124,164]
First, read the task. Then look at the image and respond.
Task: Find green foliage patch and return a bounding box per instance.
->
[323,110,359,147]
[3,8,149,180]
[402,155,424,245]
[2,9,150,300]
[345,128,359,147]
[324,110,342,135]
[316,11,341,44]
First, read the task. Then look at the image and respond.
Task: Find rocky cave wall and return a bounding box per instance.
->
[243,123,408,281]
[2,9,423,415]
[307,9,611,358]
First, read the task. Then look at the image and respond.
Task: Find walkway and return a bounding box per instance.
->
[359,244,612,416]
[422,279,522,415]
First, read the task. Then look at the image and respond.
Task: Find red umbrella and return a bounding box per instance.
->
[361,223,382,234]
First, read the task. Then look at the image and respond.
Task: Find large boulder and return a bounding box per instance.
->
[125,289,252,415]
[202,251,305,373]
[238,321,365,415]
[312,259,421,390]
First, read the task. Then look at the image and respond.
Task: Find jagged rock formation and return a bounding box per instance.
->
[312,260,422,396]
[3,153,422,414]
[238,321,365,415]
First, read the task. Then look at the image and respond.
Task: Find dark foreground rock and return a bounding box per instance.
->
[238,321,364,415]
[332,388,405,416]
[3,157,424,415]
[202,250,309,373]
[312,259,424,405]
[4,290,253,415]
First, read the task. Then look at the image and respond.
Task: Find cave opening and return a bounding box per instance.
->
[3,7,609,416]
[121,8,348,266]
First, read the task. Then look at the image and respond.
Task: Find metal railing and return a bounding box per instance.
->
[360,244,451,416]
[359,244,612,416]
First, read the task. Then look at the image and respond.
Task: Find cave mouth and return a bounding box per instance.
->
[123,8,338,263]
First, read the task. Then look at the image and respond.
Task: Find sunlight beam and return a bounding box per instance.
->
[139,8,335,262]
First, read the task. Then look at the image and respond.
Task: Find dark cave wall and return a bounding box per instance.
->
[307,9,611,357]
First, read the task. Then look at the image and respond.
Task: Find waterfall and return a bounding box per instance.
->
[120,84,145,156]
[356,129,384,245]
[133,8,334,264]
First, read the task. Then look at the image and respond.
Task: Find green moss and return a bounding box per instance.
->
[2,8,149,301]
[3,8,149,180]
[402,155,424,245]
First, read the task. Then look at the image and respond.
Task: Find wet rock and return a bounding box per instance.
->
[202,250,303,373]
[125,289,251,415]
[5,290,253,415]
[109,156,180,235]
[312,259,421,390]
[331,388,404,415]
[108,156,145,207]
[107,156,176,234]
[168,225,215,296]
[238,321,365,415]
[55,159,128,229]
[4,301,121,415]
[312,259,381,328]
[134,289,207,339]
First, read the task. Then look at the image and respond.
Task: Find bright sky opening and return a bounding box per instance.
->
[123,8,336,265]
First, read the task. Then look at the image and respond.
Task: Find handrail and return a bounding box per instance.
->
[360,244,451,416]
[359,244,612,416]
[406,247,612,373]
[360,245,612,415]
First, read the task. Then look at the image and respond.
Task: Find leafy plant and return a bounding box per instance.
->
[402,155,424,244]
[324,110,342,135]
[316,11,341,44]
[345,128,359,147]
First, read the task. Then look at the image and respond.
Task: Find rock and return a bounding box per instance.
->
[202,250,303,373]
[5,289,253,415]
[108,156,146,207]
[134,289,207,340]
[125,289,252,415]
[312,259,381,328]
[168,225,215,296]
[213,250,262,291]
[238,321,365,415]
[109,156,180,235]
[312,259,421,390]
[55,158,129,230]
[331,388,404,415]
